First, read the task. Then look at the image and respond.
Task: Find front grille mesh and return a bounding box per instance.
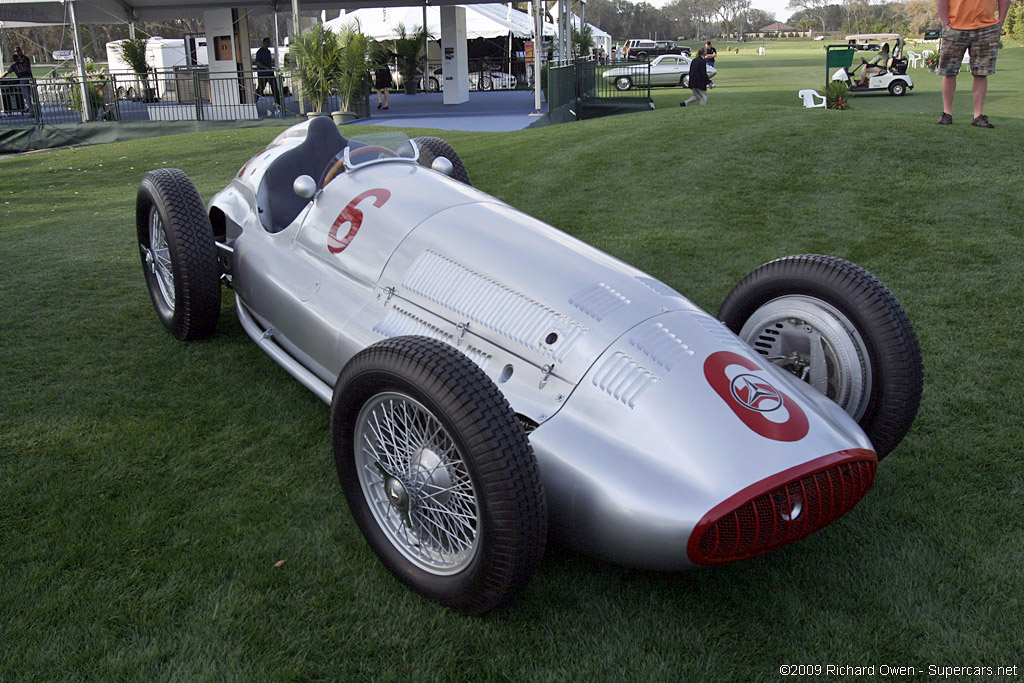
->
[692,457,876,564]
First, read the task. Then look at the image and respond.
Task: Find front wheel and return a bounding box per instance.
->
[718,255,922,459]
[682,75,690,88]
[331,337,547,615]
[136,168,221,341]
[412,136,472,185]
[614,76,632,91]
[479,76,493,91]
[889,81,907,96]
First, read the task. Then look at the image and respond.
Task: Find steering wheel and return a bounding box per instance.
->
[322,146,400,186]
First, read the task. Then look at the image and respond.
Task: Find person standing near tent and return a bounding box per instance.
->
[680,47,711,107]
[254,38,281,110]
[704,41,717,87]
[374,62,393,110]
[934,0,1010,127]
[1,47,34,114]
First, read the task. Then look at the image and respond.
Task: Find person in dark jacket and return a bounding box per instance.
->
[680,47,710,107]
[1,47,34,113]
[253,38,281,109]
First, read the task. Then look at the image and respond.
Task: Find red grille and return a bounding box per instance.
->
[688,450,876,565]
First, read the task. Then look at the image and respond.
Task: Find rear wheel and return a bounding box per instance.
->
[331,337,547,615]
[428,77,440,92]
[136,168,221,341]
[682,75,690,88]
[413,136,472,185]
[889,80,907,96]
[615,76,633,91]
[479,76,493,91]
[718,255,922,459]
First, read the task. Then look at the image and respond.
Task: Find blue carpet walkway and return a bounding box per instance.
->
[358,89,546,132]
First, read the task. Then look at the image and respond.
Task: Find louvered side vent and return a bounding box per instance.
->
[690,312,750,352]
[591,351,659,408]
[629,322,694,371]
[688,453,877,565]
[635,276,685,299]
[569,283,631,321]
[372,306,491,371]
[402,250,587,361]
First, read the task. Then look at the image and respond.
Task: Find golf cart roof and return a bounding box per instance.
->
[845,33,901,41]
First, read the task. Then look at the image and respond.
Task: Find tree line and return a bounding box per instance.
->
[4,0,1022,65]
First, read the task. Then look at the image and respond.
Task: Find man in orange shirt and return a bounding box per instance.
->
[935,0,1010,127]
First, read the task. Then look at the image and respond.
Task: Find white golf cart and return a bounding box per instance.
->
[827,33,914,96]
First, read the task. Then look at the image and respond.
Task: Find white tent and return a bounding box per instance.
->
[545,6,611,57]
[325,4,554,42]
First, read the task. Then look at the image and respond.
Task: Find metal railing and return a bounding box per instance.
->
[547,59,651,111]
[1,68,307,127]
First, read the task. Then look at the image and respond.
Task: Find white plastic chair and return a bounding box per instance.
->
[798,89,826,108]
[907,50,922,68]
[921,49,934,60]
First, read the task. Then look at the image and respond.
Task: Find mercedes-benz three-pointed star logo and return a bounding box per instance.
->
[729,374,783,412]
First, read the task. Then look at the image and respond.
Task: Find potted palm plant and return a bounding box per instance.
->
[332,21,372,122]
[116,36,154,102]
[291,22,345,115]
[393,23,431,95]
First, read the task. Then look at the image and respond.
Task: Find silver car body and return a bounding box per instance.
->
[602,54,718,88]
[210,120,876,571]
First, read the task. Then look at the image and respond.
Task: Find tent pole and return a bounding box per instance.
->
[533,0,541,112]
[68,0,92,122]
[422,2,428,93]
[292,0,304,114]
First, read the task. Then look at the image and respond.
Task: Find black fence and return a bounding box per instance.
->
[1,68,377,127]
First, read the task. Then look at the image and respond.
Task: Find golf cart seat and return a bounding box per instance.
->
[798,89,826,108]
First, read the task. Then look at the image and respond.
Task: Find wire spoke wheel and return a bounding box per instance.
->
[332,336,546,614]
[355,392,480,574]
[146,206,176,309]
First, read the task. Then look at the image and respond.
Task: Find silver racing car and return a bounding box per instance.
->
[136,117,923,614]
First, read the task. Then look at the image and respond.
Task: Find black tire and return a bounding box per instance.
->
[412,136,472,186]
[136,168,221,341]
[428,77,440,92]
[682,75,690,88]
[717,255,922,459]
[889,81,906,96]
[479,76,493,91]
[331,336,546,615]
[614,76,632,91]
[127,86,137,101]
[116,86,127,100]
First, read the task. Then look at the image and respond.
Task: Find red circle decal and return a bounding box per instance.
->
[703,351,809,442]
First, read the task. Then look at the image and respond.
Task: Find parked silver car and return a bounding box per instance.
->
[136,118,922,615]
[602,53,717,90]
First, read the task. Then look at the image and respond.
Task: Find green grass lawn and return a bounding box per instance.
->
[2,40,1023,680]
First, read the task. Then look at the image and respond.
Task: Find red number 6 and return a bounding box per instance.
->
[327,188,391,254]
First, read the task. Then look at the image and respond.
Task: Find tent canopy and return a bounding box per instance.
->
[325,4,554,42]
[0,0,504,25]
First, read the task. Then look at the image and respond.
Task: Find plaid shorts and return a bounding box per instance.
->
[937,22,1002,76]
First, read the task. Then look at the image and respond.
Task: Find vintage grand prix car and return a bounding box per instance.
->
[136,117,922,615]
[602,53,717,91]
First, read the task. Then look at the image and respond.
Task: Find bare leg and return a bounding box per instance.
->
[972,75,987,118]
[942,74,956,114]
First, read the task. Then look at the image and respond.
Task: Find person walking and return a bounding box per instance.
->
[374,63,393,110]
[680,47,711,107]
[1,47,35,114]
[935,0,1010,127]
[254,38,281,111]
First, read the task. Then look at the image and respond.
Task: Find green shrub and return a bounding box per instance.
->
[821,80,851,109]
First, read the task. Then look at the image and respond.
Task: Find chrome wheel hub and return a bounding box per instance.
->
[738,295,872,421]
[354,392,480,575]
[146,206,175,309]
